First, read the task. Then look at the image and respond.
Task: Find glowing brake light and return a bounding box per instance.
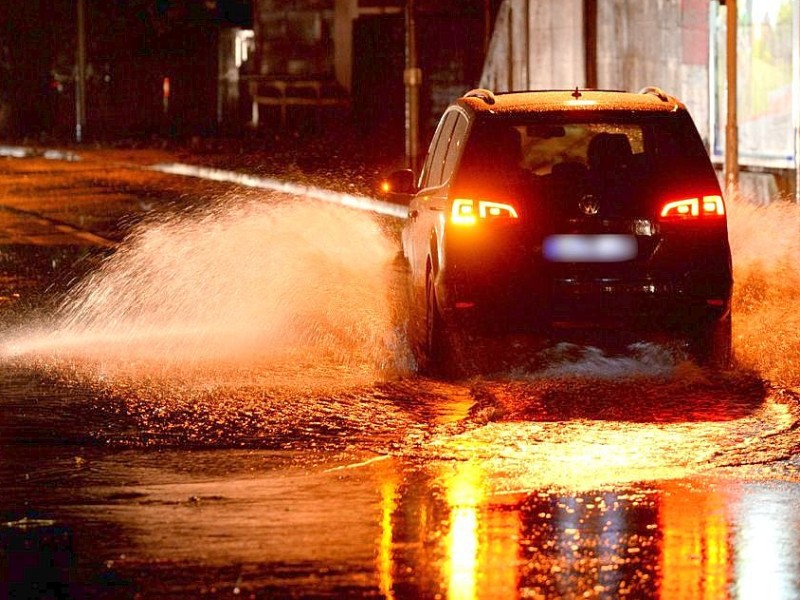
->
[703,196,725,215]
[660,195,725,219]
[451,199,519,225]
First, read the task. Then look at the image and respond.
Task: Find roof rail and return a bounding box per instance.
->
[463,88,496,105]
[638,86,670,102]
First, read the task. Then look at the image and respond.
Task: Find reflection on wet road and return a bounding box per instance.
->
[1,155,800,598]
[3,350,799,598]
[3,428,800,598]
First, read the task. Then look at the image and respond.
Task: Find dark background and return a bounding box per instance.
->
[0,0,499,143]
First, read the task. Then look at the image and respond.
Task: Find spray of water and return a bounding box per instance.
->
[2,196,408,387]
[3,186,800,390]
[727,192,800,386]
[0,185,798,473]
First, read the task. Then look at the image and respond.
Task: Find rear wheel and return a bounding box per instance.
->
[689,315,732,369]
[423,271,448,375]
[420,268,472,378]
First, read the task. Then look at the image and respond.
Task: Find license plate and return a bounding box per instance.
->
[543,234,638,262]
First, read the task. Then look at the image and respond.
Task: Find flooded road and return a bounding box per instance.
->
[1,153,800,598]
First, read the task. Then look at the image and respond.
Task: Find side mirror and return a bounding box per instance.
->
[379,169,417,197]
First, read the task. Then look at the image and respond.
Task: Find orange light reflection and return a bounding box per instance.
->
[378,479,397,600]
[448,506,479,600]
[445,462,485,600]
[440,463,522,600]
[429,420,720,492]
[659,481,734,600]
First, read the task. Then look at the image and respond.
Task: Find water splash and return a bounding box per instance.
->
[4,187,800,390]
[0,188,798,474]
[526,342,687,380]
[2,197,409,386]
[727,192,800,386]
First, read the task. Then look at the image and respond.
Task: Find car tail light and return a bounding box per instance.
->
[660,195,725,219]
[451,198,519,225]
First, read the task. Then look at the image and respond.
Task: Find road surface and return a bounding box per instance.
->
[1,151,799,599]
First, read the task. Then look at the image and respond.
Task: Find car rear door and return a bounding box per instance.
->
[407,110,464,288]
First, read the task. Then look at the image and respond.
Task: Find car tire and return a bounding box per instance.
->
[423,271,448,375]
[689,315,732,369]
[422,268,472,378]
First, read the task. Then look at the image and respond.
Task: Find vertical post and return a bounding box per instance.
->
[483,0,492,53]
[334,0,357,92]
[524,0,530,88]
[162,77,170,115]
[510,1,526,89]
[506,4,513,91]
[75,0,87,143]
[250,80,260,128]
[584,0,598,88]
[404,0,421,172]
[217,30,226,126]
[724,0,739,193]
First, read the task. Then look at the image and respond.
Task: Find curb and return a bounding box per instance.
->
[0,145,407,220]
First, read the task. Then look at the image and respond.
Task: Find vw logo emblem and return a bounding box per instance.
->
[579,195,600,216]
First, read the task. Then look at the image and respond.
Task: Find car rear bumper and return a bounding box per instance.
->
[437,273,731,335]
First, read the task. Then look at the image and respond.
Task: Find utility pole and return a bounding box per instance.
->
[75,0,87,143]
[404,0,421,172]
[483,0,491,53]
[724,0,739,193]
[584,0,597,88]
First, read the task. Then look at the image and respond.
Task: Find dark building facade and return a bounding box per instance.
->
[249,0,500,140]
[0,0,252,140]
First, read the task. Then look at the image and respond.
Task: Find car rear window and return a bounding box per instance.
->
[519,122,645,175]
[454,112,718,202]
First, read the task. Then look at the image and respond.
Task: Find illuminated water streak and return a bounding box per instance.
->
[445,462,487,600]
[735,486,800,599]
[147,162,408,219]
[1,199,406,386]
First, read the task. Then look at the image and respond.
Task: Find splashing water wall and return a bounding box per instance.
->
[3,188,800,387]
[727,193,800,386]
[3,197,404,386]
[1,186,799,485]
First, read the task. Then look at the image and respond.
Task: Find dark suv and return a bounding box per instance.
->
[384,88,732,373]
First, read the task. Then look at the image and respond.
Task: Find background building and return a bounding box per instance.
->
[248,0,500,142]
[1,0,797,199]
[0,0,252,139]
[480,0,800,199]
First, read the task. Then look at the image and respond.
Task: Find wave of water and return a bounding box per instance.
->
[727,193,800,387]
[0,189,798,482]
[1,197,409,387]
[2,190,800,390]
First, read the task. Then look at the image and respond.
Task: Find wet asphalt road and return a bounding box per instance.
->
[1,152,800,599]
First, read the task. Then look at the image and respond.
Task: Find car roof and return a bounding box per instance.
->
[455,88,686,116]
